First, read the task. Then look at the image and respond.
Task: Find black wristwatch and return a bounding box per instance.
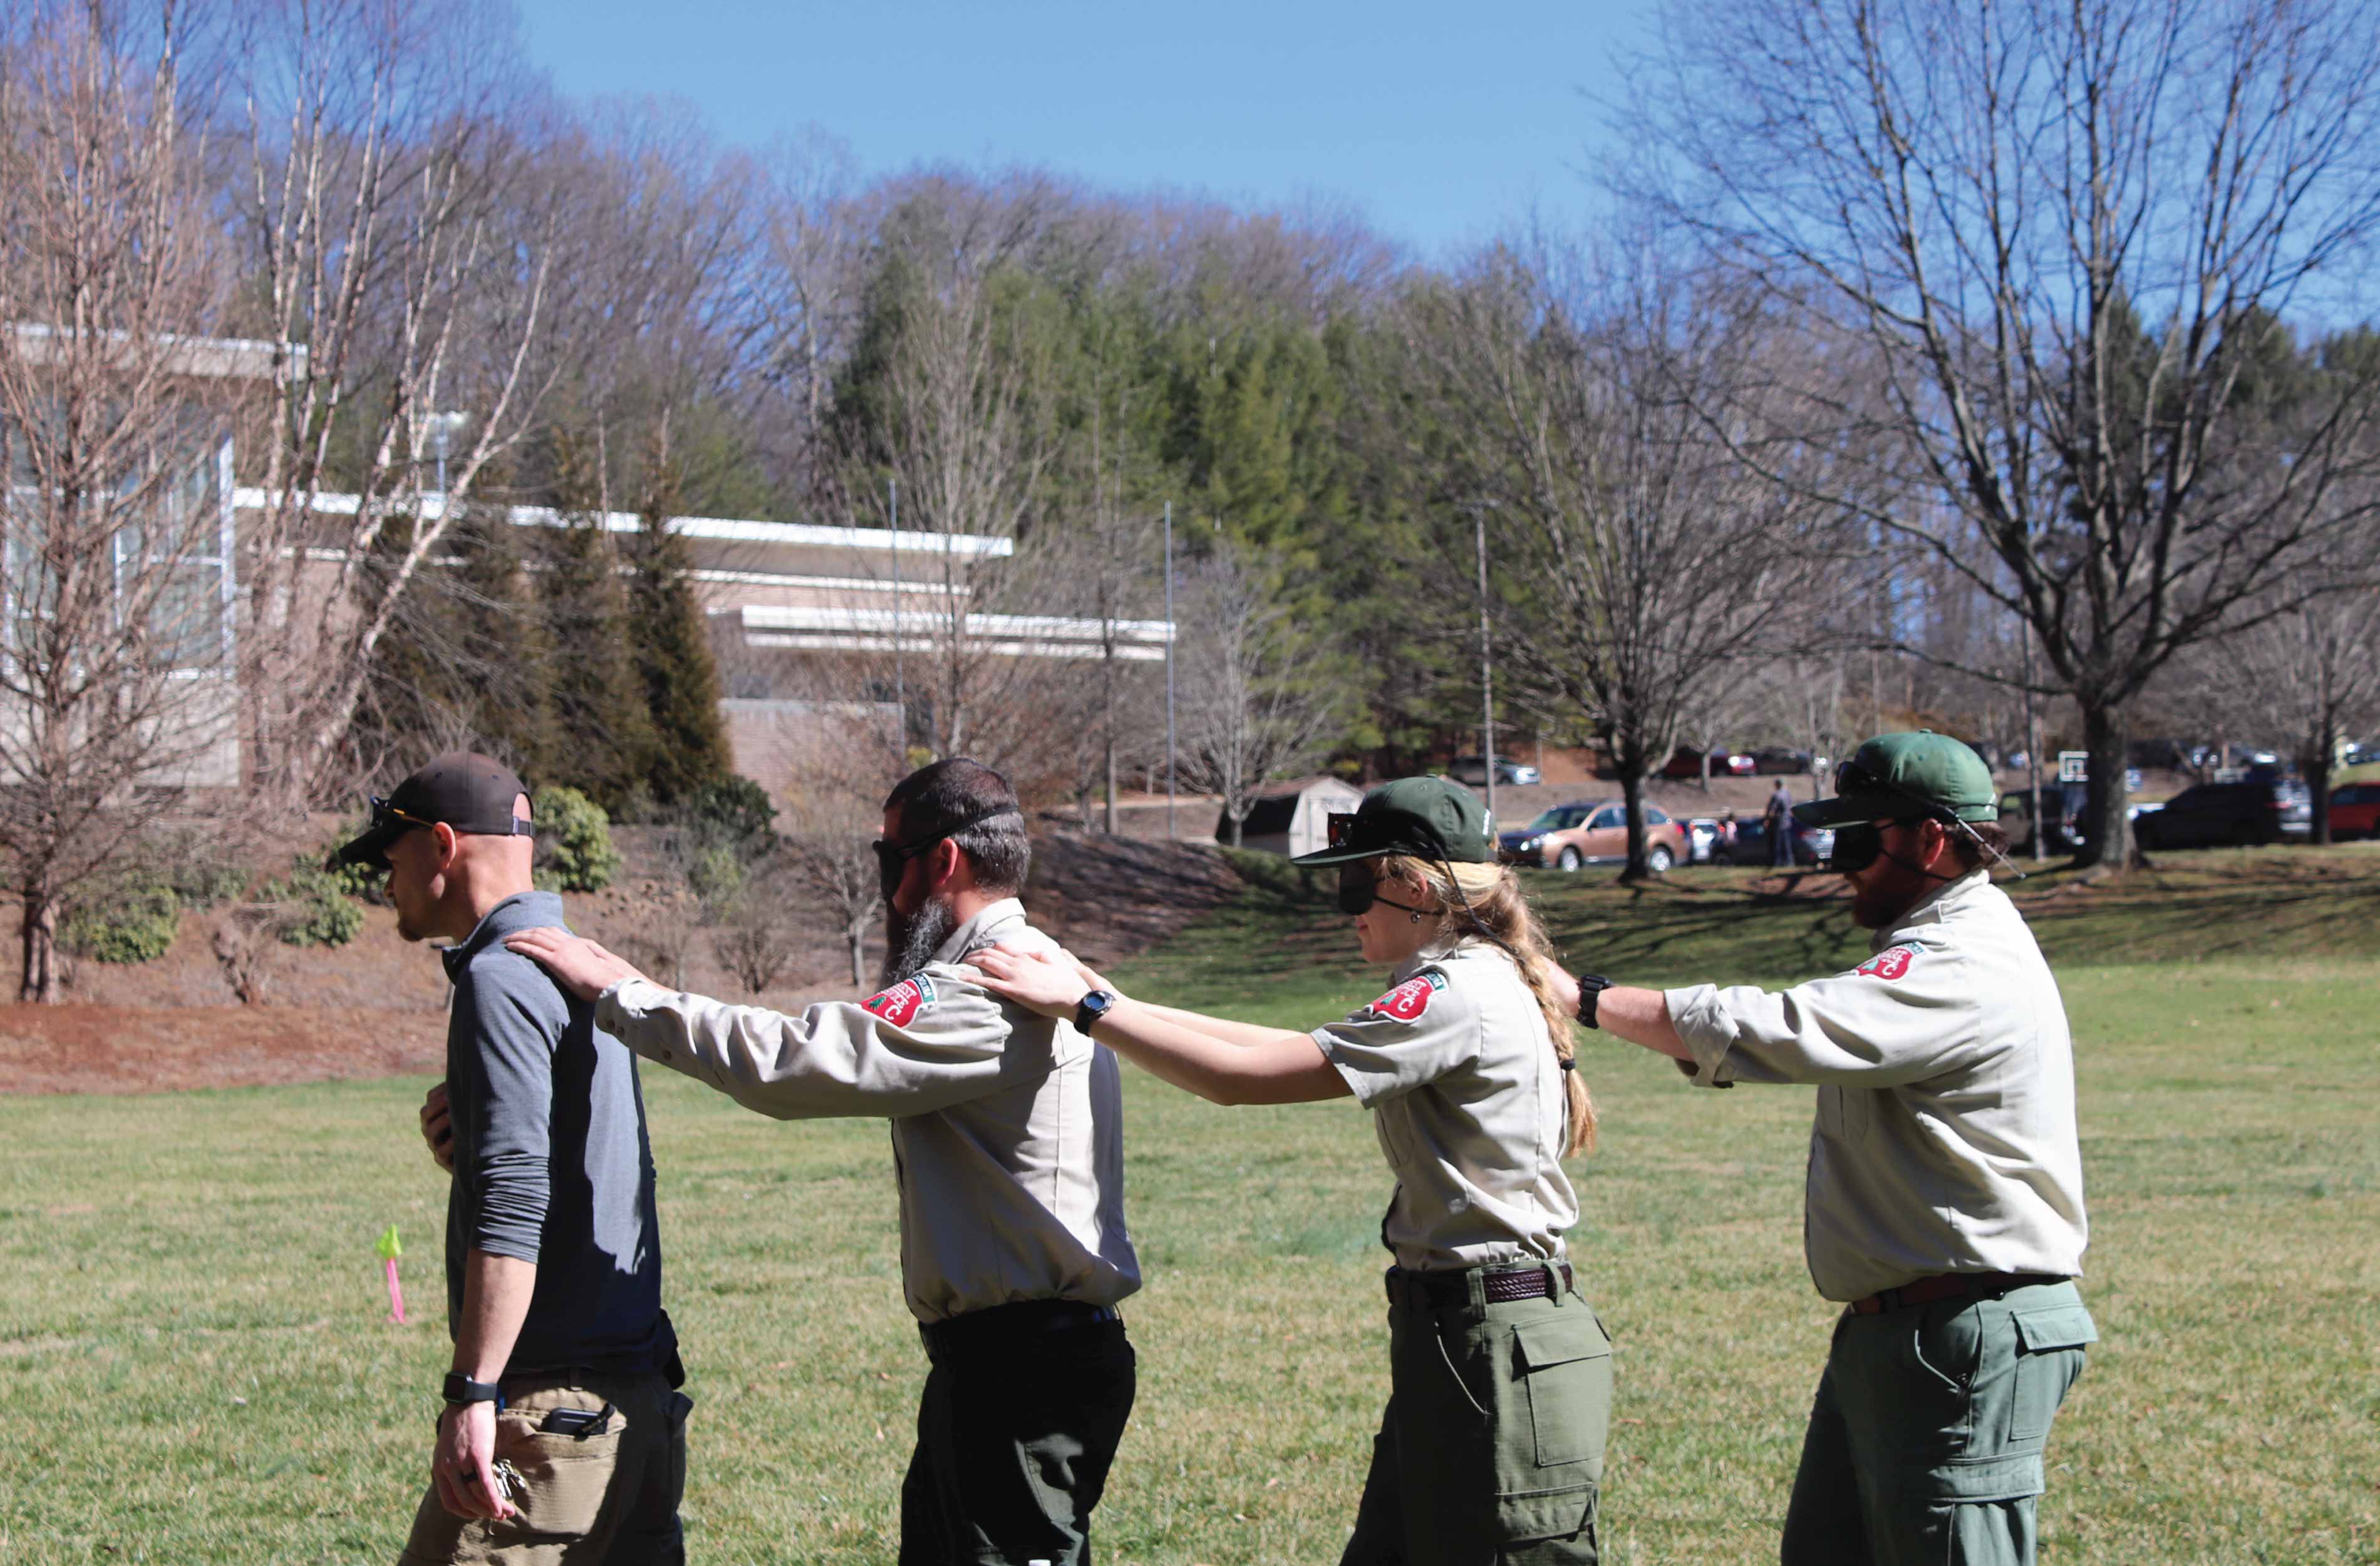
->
[1074,988,1119,1036]
[1574,974,1612,1030]
[442,1372,505,1409]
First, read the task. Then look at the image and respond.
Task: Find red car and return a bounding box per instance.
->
[2329,782,2380,840]
[1660,747,1756,780]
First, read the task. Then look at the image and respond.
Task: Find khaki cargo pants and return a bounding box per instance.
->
[399,1369,690,1566]
[1342,1266,1612,1565]
[1782,1280,2097,1566]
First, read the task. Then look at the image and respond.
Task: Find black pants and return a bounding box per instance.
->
[899,1302,1137,1566]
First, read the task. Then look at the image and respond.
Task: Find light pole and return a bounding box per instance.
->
[889,479,904,757]
[2020,616,2044,860]
[1164,500,1177,840]
[425,411,471,508]
[1474,502,1497,825]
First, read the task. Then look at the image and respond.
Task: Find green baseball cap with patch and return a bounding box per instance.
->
[1794,731,2000,828]
[1293,775,1498,866]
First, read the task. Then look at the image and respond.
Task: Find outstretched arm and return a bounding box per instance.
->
[971,945,1348,1106]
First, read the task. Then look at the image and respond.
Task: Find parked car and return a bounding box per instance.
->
[1660,747,1756,780]
[1751,747,1815,775]
[2326,781,2380,841]
[2131,778,2312,849]
[1999,783,2088,854]
[1498,801,1689,873]
[1447,755,1541,787]
[1722,818,1835,867]
[1683,817,1726,864]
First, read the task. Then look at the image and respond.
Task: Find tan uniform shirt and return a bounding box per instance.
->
[1312,940,1580,1273]
[1664,869,2089,1302]
[594,898,1139,1324]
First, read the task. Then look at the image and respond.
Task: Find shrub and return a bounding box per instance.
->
[61,883,182,964]
[255,863,365,949]
[683,776,780,856]
[686,841,747,909]
[536,786,621,893]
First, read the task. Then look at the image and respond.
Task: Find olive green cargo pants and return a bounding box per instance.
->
[1342,1266,1611,1566]
[1781,1280,2096,1566]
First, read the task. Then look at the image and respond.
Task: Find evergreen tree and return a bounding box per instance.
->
[536,516,663,816]
[625,511,733,808]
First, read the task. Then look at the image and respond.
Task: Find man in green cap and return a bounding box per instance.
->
[1561,732,2094,1566]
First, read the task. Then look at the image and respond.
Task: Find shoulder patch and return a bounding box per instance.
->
[1855,945,1918,982]
[1367,970,1449,1022]
[862,973,939,1027]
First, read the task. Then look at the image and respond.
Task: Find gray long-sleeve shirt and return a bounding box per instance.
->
[443,891,671,1374]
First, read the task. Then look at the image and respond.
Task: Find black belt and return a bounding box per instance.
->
[918,1298,1123,1359]
[1847,1271,2066,1316]
[1386,1261,1574,1309]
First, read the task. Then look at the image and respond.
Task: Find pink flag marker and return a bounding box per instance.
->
[375,1225,406,1324]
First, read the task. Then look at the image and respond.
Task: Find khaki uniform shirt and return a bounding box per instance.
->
[594,898,1139,1324]
[1664,869,2089,1302]
[1312,940,1580,1272]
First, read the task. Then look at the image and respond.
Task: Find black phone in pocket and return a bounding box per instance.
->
[537,1401,614,1439]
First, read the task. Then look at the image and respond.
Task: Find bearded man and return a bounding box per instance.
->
[504,757,1141,1566]
[1564,732,2095,1566]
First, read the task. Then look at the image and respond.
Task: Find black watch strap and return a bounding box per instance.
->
[1575,974,1612,1030]
[442,1372,504,1408]
[1074,989,1118,1036]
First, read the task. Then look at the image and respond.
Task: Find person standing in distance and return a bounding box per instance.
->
[505,759,1139,1566]
[974,777,1610,1565]
[1566,732,2094,1566]
[1764,776,1798,868]
[334,754,688,1565]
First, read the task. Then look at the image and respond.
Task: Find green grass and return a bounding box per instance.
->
[3,847,2377,1562]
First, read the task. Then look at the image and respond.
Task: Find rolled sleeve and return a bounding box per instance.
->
[1312,971,1478,1107]
[1662,947,1979,1087]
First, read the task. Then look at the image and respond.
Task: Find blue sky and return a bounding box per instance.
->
[510,1,1657,260]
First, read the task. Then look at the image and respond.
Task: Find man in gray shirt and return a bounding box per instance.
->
[336,753,686,1565]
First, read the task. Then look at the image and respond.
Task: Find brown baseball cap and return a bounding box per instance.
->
[328,752,537,870]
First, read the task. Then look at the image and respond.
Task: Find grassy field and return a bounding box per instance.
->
[3,846,2376,1563]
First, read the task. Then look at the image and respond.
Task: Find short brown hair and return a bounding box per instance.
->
[1947,819,2011,871]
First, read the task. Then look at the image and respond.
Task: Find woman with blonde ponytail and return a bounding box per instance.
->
[974,777,1612,1565]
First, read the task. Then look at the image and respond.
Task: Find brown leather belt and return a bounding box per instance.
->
[1848,1271,2064,1315]
[1387,1261,1574,1309]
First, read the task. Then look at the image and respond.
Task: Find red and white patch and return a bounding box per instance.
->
[1855,945,1918,982]
[862,974,938,1027]
[1368,972,1447,1022]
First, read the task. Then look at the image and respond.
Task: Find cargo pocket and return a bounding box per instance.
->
[1513,1314,1613,1466]
[495,1393,629,1538]
[2007,1303,2096,1444]
[1496,1311,1612,1545]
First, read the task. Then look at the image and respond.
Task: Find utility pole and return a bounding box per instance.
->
[1475,505,1496,825]
[1164,500,1177,841]
[2020,618,2044,860]
[889,479,904,760]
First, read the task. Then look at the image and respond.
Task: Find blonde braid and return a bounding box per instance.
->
[1378,856,1596,1157]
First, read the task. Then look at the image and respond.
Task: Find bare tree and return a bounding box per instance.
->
[225,1,570,804]
[0,5,247,999]
[1174,549,1338,848]
[1637,0,2380,868]
[2185,574,2380,844]
[862,253,1062,769]
[1404,242,1846,878]
[775,744,894,986]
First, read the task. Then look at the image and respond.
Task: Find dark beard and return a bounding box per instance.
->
[1849,859,1931,930]
[881,896,958,987]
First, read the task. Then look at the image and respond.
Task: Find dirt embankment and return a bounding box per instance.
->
[0,829,1248,1097]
